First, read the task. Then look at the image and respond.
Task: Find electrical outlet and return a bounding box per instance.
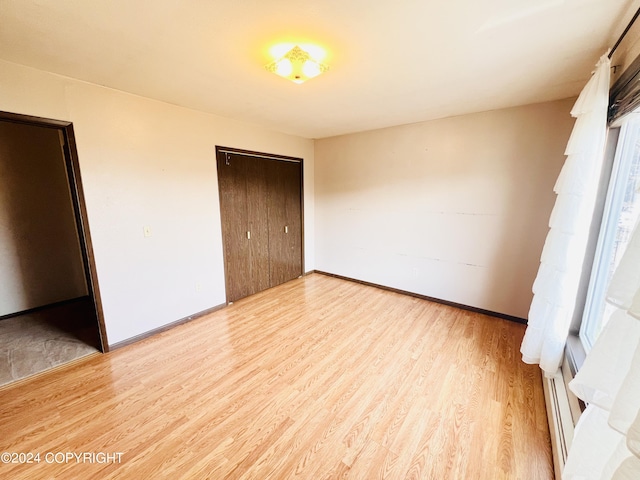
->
[195,282,202,292]
[143,226,152,237]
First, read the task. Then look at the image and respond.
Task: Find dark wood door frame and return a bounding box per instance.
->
[215,145,305,303]
[0,110,109,352]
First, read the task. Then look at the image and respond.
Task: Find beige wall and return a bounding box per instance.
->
[0,57,573,338]
[0,121,88,316]
[0,59,315,345]
[314,99,575,318]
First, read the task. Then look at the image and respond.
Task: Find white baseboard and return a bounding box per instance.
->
[543,366,576,479]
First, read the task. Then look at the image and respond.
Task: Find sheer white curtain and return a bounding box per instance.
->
[521,53,611,377]
[563,218,640,479]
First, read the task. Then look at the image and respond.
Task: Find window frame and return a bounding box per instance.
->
[579,115,640,351]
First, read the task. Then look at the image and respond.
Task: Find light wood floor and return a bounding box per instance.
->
[0,274,552,479]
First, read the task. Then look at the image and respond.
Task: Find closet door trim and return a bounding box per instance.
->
[217,148,302,164]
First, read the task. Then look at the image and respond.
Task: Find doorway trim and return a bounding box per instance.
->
[0,110,109,352]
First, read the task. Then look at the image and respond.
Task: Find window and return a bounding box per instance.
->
[580,114,640,350]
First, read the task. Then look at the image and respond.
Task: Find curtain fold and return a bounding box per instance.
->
[564,219,640,479]
[607,219,640,318]
[521,53,611,377]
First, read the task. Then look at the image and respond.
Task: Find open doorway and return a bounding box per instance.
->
[0,111,107,386]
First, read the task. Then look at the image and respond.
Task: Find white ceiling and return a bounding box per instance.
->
[0,0,636,138]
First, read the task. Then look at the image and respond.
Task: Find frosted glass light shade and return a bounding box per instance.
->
[266,46,328,84]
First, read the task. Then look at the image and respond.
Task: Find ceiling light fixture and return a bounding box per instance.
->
[266,45,328,84]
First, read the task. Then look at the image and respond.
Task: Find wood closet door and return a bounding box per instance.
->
[217,153,270,302]
[217,150,302,302]
[267,160,302,287]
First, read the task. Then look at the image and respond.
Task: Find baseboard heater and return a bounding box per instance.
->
[544,353,583,479]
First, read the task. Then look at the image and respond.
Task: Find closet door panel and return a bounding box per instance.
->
[267,160,289,287]
[282,161,302,282]
[268,160,302,287]
[244,156,271,295]
[217,153,250,302]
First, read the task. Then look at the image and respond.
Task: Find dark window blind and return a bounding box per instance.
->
[610,53,640,124]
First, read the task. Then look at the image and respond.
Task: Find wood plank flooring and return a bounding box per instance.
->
[0,274,553,479]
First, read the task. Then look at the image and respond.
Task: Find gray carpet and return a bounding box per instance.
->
[0,301,100,386]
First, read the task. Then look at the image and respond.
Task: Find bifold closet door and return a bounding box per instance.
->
[217,150,302,303]
[267,160,302,287]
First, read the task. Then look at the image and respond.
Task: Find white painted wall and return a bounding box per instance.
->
[314,99,575,318]
[0,59,315,346]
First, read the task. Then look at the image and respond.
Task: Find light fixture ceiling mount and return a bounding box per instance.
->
[266,45,328,84]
